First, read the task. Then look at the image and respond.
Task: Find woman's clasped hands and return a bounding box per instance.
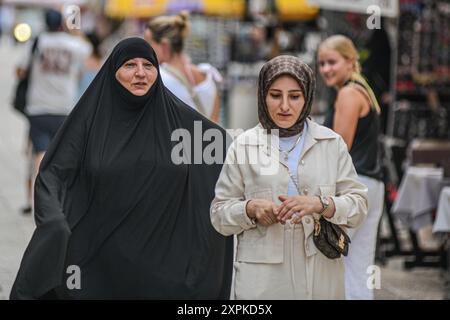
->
[246,195,323,226]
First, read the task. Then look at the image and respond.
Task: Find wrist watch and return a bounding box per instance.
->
[317,195,330,215]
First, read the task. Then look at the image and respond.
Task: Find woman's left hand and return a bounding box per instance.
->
[275,195,322,224]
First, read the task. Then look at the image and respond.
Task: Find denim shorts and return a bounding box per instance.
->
[28,115,67,153]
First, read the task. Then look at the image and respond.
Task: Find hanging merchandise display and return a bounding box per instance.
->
[392,100,448,141]
[397,0,450,92]
[382,0,450,273]
[394,0,450,142]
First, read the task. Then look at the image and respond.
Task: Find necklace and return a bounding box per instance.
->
[278,132,303,162]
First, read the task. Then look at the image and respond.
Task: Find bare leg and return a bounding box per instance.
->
[22,140,34,214]
[30,152,45,210]
[34,152,45,174]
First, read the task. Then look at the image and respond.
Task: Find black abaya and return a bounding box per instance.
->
[10,37,233,299]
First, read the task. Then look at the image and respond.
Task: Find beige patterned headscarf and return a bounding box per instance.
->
[258,55,315,137]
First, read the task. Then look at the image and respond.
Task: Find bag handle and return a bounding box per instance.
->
[23,36,39,77]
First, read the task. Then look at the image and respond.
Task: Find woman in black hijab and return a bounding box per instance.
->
[11,37,233,299]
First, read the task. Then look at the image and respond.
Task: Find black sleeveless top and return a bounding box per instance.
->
[323,80,382,181]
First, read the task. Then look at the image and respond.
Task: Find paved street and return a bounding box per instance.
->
[0,42,35,299]
[0,41,447,300]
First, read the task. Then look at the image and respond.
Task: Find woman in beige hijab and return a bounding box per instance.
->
[211,55,368,299]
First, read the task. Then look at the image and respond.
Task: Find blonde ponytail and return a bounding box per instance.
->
[354,60,361,74]
[146,11,191,53]
[174,11,191,41]
[350,72,381,114]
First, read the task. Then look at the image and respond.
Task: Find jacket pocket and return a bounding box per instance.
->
[243,188,273,237]
[235,242,283,264]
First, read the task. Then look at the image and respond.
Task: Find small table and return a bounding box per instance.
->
[432,186,450,298]
[433,187,450,234]
[392,166,444,231]
[389,166,447,269]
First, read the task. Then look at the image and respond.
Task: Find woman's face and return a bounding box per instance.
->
[144,29,168,63]
[115,58,158,96]
[318,48,354,88]
[266,75,305,129]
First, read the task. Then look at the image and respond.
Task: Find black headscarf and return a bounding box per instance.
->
[10,37,233,299]
[258,55,316,137]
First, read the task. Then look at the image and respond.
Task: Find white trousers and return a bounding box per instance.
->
[344,175,384,300]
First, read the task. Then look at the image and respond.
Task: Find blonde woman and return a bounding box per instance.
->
[318,35,385,300]
[144,12,222,123]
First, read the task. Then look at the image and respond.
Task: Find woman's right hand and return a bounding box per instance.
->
[246,199,279,226]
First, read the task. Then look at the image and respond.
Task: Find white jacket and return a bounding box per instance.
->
[210,119,368,299]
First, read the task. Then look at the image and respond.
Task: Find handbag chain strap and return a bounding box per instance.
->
[281,153,322,225]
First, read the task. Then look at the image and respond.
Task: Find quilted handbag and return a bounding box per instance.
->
[313,216,351,259]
